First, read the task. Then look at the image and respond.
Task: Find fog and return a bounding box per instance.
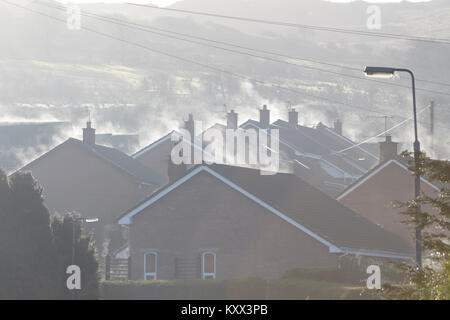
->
[0,0,448,170]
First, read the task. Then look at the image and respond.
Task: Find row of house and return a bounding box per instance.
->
[0,121,139,173]
[15,105,438,281]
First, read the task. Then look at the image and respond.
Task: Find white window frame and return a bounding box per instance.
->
[144,252,158,280]
[201,251,216,279]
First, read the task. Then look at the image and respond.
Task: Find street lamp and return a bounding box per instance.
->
[364,66,422,268]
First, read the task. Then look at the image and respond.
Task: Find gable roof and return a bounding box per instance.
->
[132,130,208,160]
[252,119,378,161]
[240,119,378,177]
[118,164,414,259]
[20,138,165,186]
[132,131,178,159]
[336,158,440,201]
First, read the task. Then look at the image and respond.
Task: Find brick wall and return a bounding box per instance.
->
[339,161,438,244]
[24,141,155,225]
[130,171,337,280]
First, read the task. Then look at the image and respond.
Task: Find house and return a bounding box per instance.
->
[131,131,181,186]
[131,105,396,197]
[139,106,383,196]
[239,105,382,196]
[336,136,440,244]
[17,121,165,228]
[131,114,216,185]
[117,164,413,281]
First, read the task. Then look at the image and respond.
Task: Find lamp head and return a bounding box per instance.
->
[364,66,396,78]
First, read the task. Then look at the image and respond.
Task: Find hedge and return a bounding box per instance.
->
[281,268,349,283]
[281,267,405,286]
[267,279,375,300]
[100,278,376,300]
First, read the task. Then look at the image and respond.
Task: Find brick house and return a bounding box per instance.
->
[133,107,381,197]
[132,131,181,186]
[239,109,384,197]
[17,121,165,227]
[131,115,201,186]
[117,164,413,281]
[337,136,439,245]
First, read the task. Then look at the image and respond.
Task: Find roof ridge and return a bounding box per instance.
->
[336,158,439,200]
[117,163,413,258]
[131,130,177,158]
[18,138,163,186]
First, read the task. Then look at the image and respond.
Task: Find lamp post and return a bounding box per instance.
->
[71,216,99,266]
[364,66,422,268]
[69,216,98,299]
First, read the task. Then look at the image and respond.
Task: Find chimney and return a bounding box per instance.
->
[184,114,195,140]
[227,110,238,130]
[259,105,270,127]
[83,121,96,146]
[288,108,298,127]
[379,135,398,163]
[333,119,343,135]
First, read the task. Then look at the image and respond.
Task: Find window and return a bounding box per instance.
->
[202,252,216,279]
[144,252,157,280]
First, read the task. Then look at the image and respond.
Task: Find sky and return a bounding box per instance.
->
[56,0,180,6]
[56,0,433,6]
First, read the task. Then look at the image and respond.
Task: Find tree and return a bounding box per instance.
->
[0,170,59,299]
[0,168,99,299]
[51,213,100,300]
[383,151,449,300]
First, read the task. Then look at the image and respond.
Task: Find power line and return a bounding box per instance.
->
[127,3,450,45]
[62,3,450,89]
[3,0,449,133]
[332,104,433,155]
[1,0,388,116]
[35,1,450,97]
[39,2,360,71]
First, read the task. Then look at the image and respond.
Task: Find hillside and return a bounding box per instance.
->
[0,0,448,172]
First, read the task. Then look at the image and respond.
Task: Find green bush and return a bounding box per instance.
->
[100,277,266,300]
[268,278,375,300]
[281,268,345,282]
[100,277,376,300]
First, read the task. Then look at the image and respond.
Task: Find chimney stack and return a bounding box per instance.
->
[227,110,238,130]
[83,121,96,146]
[184,114,195,140]
[379,135,398,163]
[288,108,298,127]
[333,119,343,135]
[259,105,270,127]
